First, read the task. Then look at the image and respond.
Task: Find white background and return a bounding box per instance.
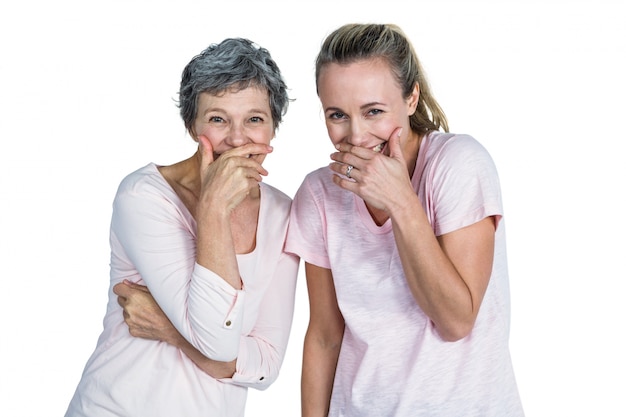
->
[1,0,624,416]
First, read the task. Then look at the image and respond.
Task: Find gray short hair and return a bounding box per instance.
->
[178,38,290,133]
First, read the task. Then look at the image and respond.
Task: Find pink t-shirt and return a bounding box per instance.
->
[66,163,299,417]
[286,132,524,416]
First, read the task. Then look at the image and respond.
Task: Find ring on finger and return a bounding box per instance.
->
[345,165,354,179]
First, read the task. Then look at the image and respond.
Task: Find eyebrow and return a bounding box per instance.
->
[247,108,271,116]
[202,108,271,117]
[324,101,386,113]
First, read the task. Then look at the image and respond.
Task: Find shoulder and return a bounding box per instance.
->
[423,131,497,173]
[260,182,292,210]
[295,166,337,198]
[302,166,333,184]
[113,163,176,212]
[290,166,352,224]
[116,163,164,194]
[427,131,488,158]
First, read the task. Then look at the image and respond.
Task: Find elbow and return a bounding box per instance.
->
[438,329,470,343]
[211,351,238,363]
[253,370,279,391]
[193,332,240,362]
[434,319,476,342]
[248,351,284,391]
[205,332,240,362]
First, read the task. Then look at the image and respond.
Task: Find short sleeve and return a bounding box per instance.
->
[425,135,503,236]
[285,172,331,269]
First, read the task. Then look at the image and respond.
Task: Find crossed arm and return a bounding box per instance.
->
[114,280,236,379]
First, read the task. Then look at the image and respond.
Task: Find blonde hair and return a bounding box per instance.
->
[315,23,449,134]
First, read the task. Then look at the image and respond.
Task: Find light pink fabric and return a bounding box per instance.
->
[66,163,299,417]
[285,132,524,416]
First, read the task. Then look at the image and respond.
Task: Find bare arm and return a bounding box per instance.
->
[330,133,495,341]
[390,196,495,341]
[114,280,236,379]
[302,263,345,417]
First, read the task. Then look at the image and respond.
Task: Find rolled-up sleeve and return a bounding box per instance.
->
[188,263,245,361]
[222,249,299,389]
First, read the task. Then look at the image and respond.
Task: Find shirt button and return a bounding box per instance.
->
[225,320,232,327]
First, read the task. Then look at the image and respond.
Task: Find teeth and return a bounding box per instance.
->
[373,142,387,153]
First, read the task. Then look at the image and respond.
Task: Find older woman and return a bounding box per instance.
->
[65,38,299,417]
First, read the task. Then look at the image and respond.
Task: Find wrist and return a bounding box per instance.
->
[388,189,420,221]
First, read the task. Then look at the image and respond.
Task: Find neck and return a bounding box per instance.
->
[405,131,423,178]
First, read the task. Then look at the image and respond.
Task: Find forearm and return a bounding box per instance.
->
[389,194,478,340]
[301,263,345,415]
[169,331,237,379]
[196,209,242,290]
[183,208,245,360]
[301,330,341,417]
[116,280,239,379]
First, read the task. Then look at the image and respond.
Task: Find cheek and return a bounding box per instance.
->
[252,127,274,145]
[192,125,223,151]
[197,126,219,142]
[375,119,401,140]
[325,123,347,146]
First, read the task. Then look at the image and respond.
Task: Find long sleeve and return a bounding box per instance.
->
[225,249,299,389]
[67,165,299,416]
[110,167,243,361]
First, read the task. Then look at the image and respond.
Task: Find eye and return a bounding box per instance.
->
[249,116,264,123]
[367,108,384,116]
[328,111,347,120]
[208,116,225,123]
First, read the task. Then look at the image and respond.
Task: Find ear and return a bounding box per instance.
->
[407,83,420,116]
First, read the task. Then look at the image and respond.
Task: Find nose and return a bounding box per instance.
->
[346,118,369,147]
[226,122,249,147]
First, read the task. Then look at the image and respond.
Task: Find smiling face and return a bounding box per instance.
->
[317,58,419,153]
[192,85,275,164]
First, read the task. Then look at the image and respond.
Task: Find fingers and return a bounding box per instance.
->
[113,281,128,297]
[331,127,403,166]
[199,136,273,162]
[198,135,215,172]
[113,280,150,309]
[123,279,150,293]
[387,127,403,142]
[113,280,139,298]
[230,142,273,159]
[222,143,273,176]
[201,139,272,179]
[197,140,274,213]
[387,127,403,159]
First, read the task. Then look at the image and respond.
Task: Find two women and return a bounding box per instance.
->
[68,23,524,417]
